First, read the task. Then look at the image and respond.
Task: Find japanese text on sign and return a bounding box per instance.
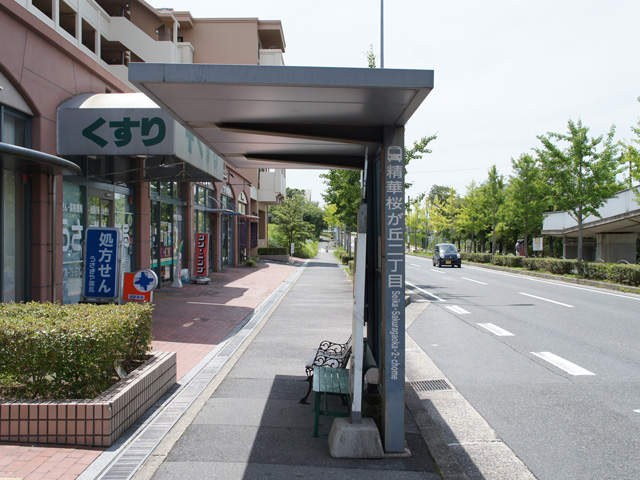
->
[82,116,166,148]
[384,146,405,382]
[83,227,120,301]
[195,233,209,276]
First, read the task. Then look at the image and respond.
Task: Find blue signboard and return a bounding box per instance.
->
[83,227,120,301]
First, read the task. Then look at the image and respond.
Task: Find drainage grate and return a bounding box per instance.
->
[412,379,452,392]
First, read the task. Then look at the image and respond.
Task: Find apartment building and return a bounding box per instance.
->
[0,0,287,304]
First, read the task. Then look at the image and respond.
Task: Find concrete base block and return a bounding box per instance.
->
[328,417,384,458]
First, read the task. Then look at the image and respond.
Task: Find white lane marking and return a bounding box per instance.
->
[477,323,514,336]
[531,352,596,376]
[411,263,422,267]
[634,410,640,413]
[430,269,446,274]
[464,264,640,302]
[519,292,574,308]
[406,281,446,302]
[445,305,470,315]
[463,277,487,285]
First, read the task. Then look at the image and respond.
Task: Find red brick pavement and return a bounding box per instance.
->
[0,261,299,480]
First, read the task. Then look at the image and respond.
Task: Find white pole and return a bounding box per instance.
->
[380,0,384,68]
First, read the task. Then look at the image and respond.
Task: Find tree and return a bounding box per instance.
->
[406,194,426,250]
[320,170,361,233]
[457,181,488,252]
[366,44,377,69]
[405,135,437,189]
[481,165,505,254]
[537,119,621,262]
[270,192,315,249]
[620,97,640,194]
[503,154,547,257]
[284,188,327,238]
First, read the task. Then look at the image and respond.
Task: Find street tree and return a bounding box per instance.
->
[320,170,361,233]
[537,119,621,262]
[270,191,316,250]
[620,97,640,195]
[406,193,426,250]
[457,180,488,252]
[503,154,547,257]
[481,165,505,254]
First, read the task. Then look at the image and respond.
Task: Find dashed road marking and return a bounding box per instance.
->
[519,292,574,308]
[531,351,595,376]
[463,277,487,285]
[445,305,470,315]
[478,323,514,336]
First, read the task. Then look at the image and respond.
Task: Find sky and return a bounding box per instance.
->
[148,0,640,205]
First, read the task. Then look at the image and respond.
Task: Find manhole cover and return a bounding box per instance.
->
[411,379,452,392]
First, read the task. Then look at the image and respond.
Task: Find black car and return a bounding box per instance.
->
[433,243,461,268]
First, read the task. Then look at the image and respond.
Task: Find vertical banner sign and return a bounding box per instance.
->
[83,227,120,302]
[195,233,209,276]
[384,145,406,451]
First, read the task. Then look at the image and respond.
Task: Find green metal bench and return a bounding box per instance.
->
[313,366,351,437]
[300,336,352,404]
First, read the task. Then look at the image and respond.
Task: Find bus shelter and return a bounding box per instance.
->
[129,63,433,453]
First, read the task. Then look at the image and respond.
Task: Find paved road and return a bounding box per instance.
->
[405,255,640,480]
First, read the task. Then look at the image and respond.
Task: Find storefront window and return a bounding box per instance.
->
[221,194,234,267]
[63,185,135,303]
[193,183,215,273]
[62,183,84,304]
[115,193,135,274]
[2,107,30,302]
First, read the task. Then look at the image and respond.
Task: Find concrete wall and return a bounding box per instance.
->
[562,237,597,262]
[185,19,259,65]
[596,233,637,264]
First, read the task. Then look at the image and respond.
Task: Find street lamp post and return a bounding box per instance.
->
[380,0,384,68]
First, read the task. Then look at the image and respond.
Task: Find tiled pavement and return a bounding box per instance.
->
[0,260,300,480]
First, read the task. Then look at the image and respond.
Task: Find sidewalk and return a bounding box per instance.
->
[1,249,462,480]
[133,248,445,480]
[0,260,300,480]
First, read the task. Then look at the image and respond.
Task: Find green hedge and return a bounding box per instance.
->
[460,253,640,287]
[257,247,288,255]
[0,302,153,400]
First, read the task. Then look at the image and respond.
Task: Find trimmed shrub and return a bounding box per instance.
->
[0,302,153,399]
[461,252,492,264]
[607,263,640,285]
[492,255,524,268]
[257,247,287,255]
[464,253,640,287]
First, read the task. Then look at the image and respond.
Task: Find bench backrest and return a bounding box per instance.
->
[312,335,352,369]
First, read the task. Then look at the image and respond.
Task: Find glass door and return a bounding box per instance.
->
[150,201,176,282]
[88,190,113,227]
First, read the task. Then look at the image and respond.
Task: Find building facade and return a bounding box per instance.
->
[0,0,286,303]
